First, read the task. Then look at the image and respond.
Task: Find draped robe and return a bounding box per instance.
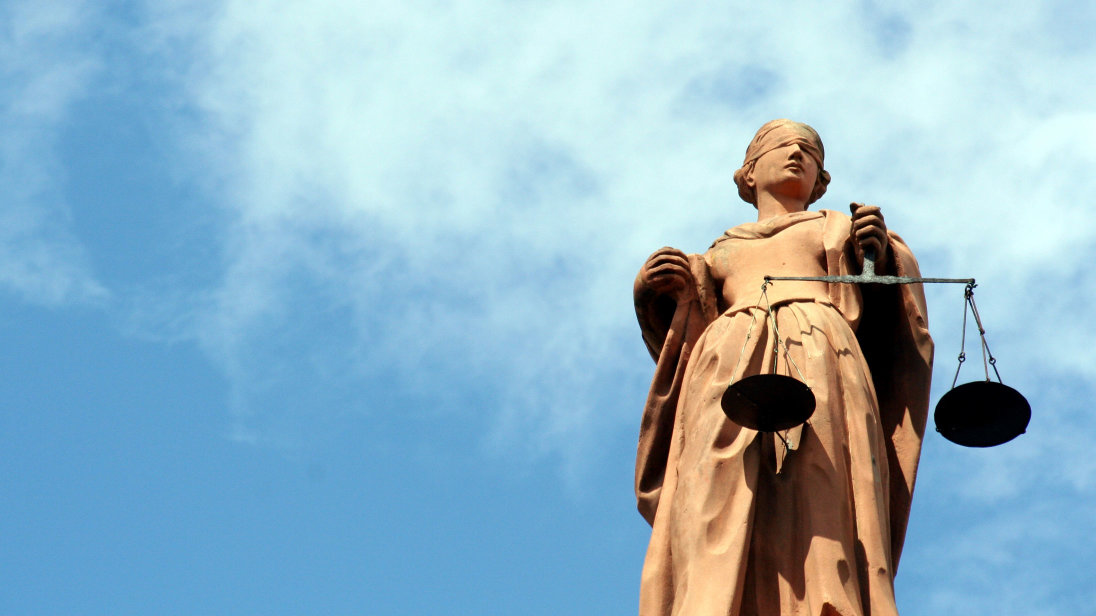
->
[633,210,933,616]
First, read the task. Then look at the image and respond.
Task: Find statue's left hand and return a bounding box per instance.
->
[850,203,890,272]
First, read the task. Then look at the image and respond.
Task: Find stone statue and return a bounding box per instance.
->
[632,120,934,615]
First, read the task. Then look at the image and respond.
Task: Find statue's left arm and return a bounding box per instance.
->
[857,231,934,571]
[822,209,933,571]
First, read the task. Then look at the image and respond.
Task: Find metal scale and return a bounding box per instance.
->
[720,244,1031,448]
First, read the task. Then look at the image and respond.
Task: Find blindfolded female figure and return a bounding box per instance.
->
[634,120,933,616]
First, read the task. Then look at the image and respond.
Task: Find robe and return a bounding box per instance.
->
[634,210,933,616]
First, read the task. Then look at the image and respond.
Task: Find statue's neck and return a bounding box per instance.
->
[755,193,809,222]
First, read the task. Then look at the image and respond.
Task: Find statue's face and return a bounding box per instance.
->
[747,141,819,204]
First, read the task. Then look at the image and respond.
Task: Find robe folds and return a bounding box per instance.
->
[634,210,933,616]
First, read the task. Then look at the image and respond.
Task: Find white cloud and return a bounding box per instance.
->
[0,1,107,306]
[105,1,1096,610]
[141,0,1096,493]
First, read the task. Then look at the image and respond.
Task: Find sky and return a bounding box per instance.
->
[2,1,1096,614]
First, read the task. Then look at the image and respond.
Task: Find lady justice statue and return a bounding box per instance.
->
[633,120,934,615]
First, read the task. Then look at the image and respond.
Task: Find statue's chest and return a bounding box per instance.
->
[708,220,829,311]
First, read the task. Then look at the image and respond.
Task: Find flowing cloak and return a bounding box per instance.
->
[633,210,933,616]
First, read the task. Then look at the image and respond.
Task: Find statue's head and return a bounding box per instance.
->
[733,119,831,207]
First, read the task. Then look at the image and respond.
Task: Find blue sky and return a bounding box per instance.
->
[3,1,1096,614]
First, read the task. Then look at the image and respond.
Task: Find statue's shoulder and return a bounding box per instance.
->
[708,230,735,250]
[817,208,851,224]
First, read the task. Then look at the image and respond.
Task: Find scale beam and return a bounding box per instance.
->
[753,248,1028,448]
[765,273,975,285]
[764,250,974,286]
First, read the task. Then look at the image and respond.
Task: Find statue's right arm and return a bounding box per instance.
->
[635,247,697,361]
[634,248,720,523]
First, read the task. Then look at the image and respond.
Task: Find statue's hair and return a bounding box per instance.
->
[733,119,831,207]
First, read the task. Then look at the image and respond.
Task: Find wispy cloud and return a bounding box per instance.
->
[13,0,1085,611]
[0,1,107,306]
[139,1,1096,467]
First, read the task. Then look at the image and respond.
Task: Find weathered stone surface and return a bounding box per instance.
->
[633,120,933,616]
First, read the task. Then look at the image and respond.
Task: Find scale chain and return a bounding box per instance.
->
[967,286,1003,383]
[761,282,809,385]
[731,283,771,382]
[761,281,806,453]
[951,285,972,389]
[951,282,1004,387]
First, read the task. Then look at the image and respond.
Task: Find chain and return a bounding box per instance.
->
[731,281,809,386]
[967,286,1003,383]
[950,283,972,389]
[762,283,808,383]
[731,282,769,381]
[951,282,1003,386]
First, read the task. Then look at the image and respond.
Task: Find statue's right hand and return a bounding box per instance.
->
[639,247,695,301]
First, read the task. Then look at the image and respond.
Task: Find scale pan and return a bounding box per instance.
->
[721,374,816,432]
[935,381,1030,447]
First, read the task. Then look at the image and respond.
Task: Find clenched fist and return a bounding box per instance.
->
[638,247,696,302]
[850,203,890,272]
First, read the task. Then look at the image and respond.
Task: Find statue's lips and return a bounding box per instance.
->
[784,162,804,172]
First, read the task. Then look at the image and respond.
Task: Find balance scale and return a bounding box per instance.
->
[720,247,1031,448]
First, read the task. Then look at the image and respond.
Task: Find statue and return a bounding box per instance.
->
[632,120,934,615]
